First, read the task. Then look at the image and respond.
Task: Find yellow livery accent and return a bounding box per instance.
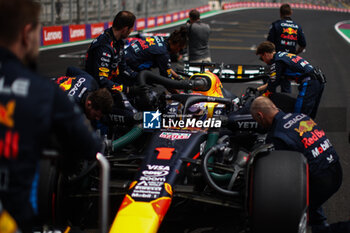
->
[110,196,172,233]
[237,65,243,79]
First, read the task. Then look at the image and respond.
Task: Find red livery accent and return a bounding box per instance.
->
[156,147,175,160]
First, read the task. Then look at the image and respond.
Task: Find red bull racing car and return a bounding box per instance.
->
[38,63,308,233]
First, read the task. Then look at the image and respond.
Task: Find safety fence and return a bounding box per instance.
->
[40,1,350,48]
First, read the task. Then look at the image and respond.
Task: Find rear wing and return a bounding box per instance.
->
[182,62,268,83]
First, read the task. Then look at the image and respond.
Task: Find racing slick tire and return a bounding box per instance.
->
[250,150,308,233]
[38,159,66,225]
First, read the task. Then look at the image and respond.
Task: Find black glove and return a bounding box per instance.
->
[246,87,258,95]
[128,84,149,95]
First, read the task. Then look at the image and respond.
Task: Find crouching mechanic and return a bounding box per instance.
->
[124,26,188,80]
[250,97,349,233]
[54,67,114,122]
[256,41,325,119]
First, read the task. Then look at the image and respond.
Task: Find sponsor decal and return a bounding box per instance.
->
[136,18,146,31]
[111,85,123,92]
[99,67,110,73]
[0,130,19,159]
[143,110,162,129]
[69,24,86,42]
[156,147,175,160]
[0,101,15,128]
[283,114,307,129]
[311,139,332,158]
[58,77,75,91]
[281,23,299,29]
[172,13,179,21]
[0,77,29,97]
[281,34,297,40]
[157,16,164,26]
[295,120,317,136]
[301,129,325,148]
[146,37,155,46]
[90,23,104,38]
[283,27,298,35]
[165,14,172,24]
[42,26,63,46]
[68,77,86,96]
[99,72,109,77]
[147,17,155,28]
[159,132,191,141]
[237,121,258,129]
[179,11,186,20]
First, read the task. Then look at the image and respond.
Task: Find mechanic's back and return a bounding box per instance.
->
[0,0,101,232]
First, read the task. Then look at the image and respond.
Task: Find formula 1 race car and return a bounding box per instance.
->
[38,64,308,233]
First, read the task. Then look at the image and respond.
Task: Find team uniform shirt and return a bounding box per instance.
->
[267,51,314,93]
[85,27,137,90]
[267,17,306,53]
[0,48,101,229]
[53,68,99,111]
[124,36,173,79]
[267,111,339,177]
[186,21,211,61]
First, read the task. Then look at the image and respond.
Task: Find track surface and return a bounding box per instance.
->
[38,8,350,232]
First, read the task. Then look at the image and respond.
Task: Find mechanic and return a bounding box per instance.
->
[85,11,139,90]
[186,9,211,63]
[266,3,307,93]
[250,96,348,233]
[0,0,102,232]
[256,41,325,119]
[124,26,188,80]
[54,67,114,122]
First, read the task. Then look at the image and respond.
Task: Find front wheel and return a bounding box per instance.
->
[249,150,308,233]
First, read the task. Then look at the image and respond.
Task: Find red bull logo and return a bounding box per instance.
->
[59,77,75,91]
[295,120,317,136]
[0,100,15,128]
[283,27,298,35]
[111,84,123,92]
[146,37,156,46]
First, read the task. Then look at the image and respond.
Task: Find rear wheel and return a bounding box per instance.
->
[250,150,308,233]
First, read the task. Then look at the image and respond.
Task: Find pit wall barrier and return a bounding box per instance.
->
[40,2,350,48]
[40,5,210,47]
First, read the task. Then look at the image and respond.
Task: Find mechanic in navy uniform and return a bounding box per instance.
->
[54,67,114,122]
[267,3,307,93]
[250,96,349,233]
[124,26,188,80]
[256,41,325,119]
[85,11,140,93]
[0,0,102,232]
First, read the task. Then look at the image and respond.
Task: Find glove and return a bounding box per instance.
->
[128,84,149,95]
[246,87,258,95]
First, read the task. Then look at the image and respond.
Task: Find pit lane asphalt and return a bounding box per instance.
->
[38,8,350,232]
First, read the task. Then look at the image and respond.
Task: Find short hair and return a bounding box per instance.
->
[189,9,200,21]
[88,88,114,115]
[280,4,292,17]
[256,41,276,55]
[168,26,188,47]
[112,11,136,30]
[0,0,41,45]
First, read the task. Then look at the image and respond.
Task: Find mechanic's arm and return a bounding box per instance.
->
[52,86,102,159]
[267,136,290,150]
[118,51,138,79]
[265,61,284,93]
[156,53,173,78]
[267,24,276,44]
[90,46,121,89]
[295,27,306,55]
